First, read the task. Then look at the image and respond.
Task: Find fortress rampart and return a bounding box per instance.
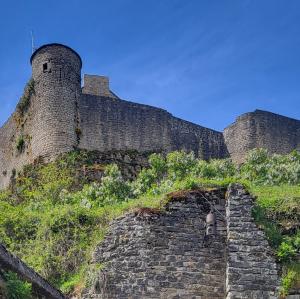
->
[78,94,226,158]
[1,43,300,188]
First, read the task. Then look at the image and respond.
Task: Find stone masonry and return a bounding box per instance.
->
[226,184,280,299]
[83,189,227,299]
[1,43,300,188]
[224,110,300,163]
[0,43,227,189]
[82,185,280,299]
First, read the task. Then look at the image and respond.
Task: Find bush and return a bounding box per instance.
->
[166,151,196,181]
[277,241,297,262]
[193,159,236,179]
[4,271,32,299]
[281,267,299,297]
[132,153,167,196]
[16,136,25,153]
[16,78,35,116]
[240,148,300,185]
[87,164,132,206]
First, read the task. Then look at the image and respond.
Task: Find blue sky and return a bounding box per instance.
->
[0,0,300,131]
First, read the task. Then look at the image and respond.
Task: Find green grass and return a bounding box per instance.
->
[250,184,300,296]
[250,185,300,213]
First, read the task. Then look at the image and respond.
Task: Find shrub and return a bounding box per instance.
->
[16,78,35,116]
[63,164,132,207]
[131,168,156,196]
[241,148,300,185]
[16,136,25,153]
[281,268,297,296]
[193,159,236,179]
[93,164,132,205]
[166,151,196,181]
[4,271,32,299]
[277,241,297,262]
[148,153,167,178]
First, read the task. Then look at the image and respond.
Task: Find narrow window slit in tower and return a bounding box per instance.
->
[43,63,48,71]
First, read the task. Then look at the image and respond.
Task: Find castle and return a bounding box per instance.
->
[1,43,300,189]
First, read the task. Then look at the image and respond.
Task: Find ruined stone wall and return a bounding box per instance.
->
[226,184,280,299]
[82,185,280,299]
[224,110,300,163]
[78,94,228,160]
[83,189,227,299]
[0,95,35,189]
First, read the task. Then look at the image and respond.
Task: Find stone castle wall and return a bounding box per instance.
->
[0,44,228,189]
[0,44,82,189]
[30,44,82,160]
[224,110,300,163]
[82,184,280,299]
[0,96,36,189]
[78,94,227,160]
[1,44,300,188]
[0,86,227,189]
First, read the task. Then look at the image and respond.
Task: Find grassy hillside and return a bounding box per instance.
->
[0,149,299,297]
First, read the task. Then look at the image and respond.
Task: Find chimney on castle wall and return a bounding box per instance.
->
[82,74,114,97]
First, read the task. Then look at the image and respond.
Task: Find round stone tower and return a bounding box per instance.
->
[30,43,82,160]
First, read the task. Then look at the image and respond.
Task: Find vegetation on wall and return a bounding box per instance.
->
[16,136,25,153]
[16,78,35,117]
[0,149,299,296]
